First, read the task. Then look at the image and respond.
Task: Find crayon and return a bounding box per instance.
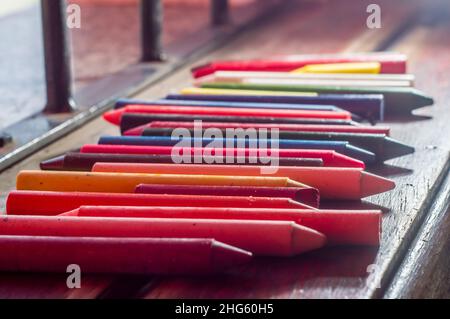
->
[167,92,384,121]
[133,184,320,208]
[16,171,307,193]
[91,163,395,199]
[0,236,251,275]
[39,152,323,171]
[0,215,327,256]
[61,206,380,246]
[292,62,382,74]
[97,136,376,164]
[198,83,434,114]
[140,128,414,162]
[6,190,310,216]
[145,121,390,135]
[197,74,412,88]
[195,70,415,83]
[80,144,366,168]
[102,104,352,125]
[191,52,407,77]
[120,113,358,134]
[114,97,345,111]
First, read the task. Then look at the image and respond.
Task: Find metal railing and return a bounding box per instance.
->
[40,0,230,113]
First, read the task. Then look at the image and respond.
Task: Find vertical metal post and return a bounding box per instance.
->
[41,0,75,113]
[211,0,229,26]
[141,0,164,62]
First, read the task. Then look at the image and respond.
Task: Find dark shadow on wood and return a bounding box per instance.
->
[366,163,414,178]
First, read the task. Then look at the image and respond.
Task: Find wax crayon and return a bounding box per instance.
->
[198,83,434,114]
[62,206,380,246]
[292,62,382,74]
[0,236,251,275]
[102,104,352,125]
[16,171,307,193]
[166,92,384,121]
[145,121,390,135]
[114,97,344,111]
[133,184,320,208]
[6,190,309,216]
[194,70,415,84]
[120,113,358,134]
[191,52,407,77]
[80,144,366,168]
[39,152,323,171]
[140,128,414,162]
[197,74,412,88]
[0,215,327,256]
[91,163,395,200]
[97,136,376,164]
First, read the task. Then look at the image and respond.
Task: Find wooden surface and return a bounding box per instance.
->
[0,0,448,298]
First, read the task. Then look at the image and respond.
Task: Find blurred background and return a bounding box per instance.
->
[0,0,260,130]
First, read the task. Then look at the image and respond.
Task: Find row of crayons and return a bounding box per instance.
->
[1,52,432,276]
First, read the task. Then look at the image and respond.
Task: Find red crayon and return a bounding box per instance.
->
[0,236,251,275]
[191,53,407,78]
[80,145,365,168]
[134,184,319,208]
[146,121,390,135]
[103,105,352,125]
[60,206,381,246]
[92,163,395,200]
[0,215,327,256]
[6,190,309,216]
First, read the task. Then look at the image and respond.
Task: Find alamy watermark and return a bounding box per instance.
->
[66,4,81,29]
[366,4,381,29]
[66,264,81,289]
[170,121,280,174]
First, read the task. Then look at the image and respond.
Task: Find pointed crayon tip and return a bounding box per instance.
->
[58,209,79,216]
[211,240,253,270]
[293,188,320,208]
[332,151,366,168]
[412,89,434,107]
[344,144,376,164]
[123,125,146,136]
[103,109,123,125]
[40,155,65,170]
[291,223,327,255]
[382,137,415,161]
[360,171,395,198]
[191,62,214,79]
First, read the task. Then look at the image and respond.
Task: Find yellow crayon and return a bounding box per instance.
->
[292,62,381,74]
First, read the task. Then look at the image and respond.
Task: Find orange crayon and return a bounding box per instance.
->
[92,163,395,200]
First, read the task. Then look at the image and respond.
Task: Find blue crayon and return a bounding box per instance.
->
[97,136,376,164]
[165,93,384,122]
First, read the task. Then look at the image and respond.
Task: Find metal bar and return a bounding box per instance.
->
[211,0,229,26]
[41,0,75,113]
[141,0,164,62]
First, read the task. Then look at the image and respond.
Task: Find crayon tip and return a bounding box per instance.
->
[40,155,65,170]
[292,188,320,208]
[332,151,366,168]
[291,224,327,255]
[103,109,123,125]
[211,240,253,270]
[360,171,395,198]
[58,209,79,216]
[412,89,434,107]
[123,125,146,136]
[382,137,415,161]
[344,144,376,164]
